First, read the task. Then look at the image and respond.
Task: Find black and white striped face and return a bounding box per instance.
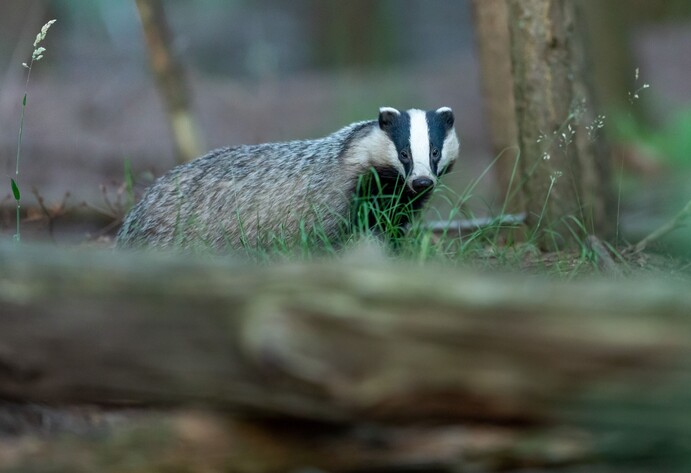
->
[378,107,459,194]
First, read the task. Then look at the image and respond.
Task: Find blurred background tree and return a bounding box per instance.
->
[135,0,203,163]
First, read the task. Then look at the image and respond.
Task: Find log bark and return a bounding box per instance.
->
[1,243,691,470]
[0,243,690,431]
[0,409,597,473]
[507,0,613,250]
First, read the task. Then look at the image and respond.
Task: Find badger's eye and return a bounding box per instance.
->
[399,149,410,162]
[431,148,440,160]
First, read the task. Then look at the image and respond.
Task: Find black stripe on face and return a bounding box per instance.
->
[379,109,412,176]
[426,109,454,175]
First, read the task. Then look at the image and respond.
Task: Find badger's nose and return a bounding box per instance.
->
[411,177,434,193]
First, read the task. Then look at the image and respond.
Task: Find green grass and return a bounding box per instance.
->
[118,75,675,277]
[117,157,634,281]
[142,156,612,279]
[109,119,627,278]
[117,173,649,279]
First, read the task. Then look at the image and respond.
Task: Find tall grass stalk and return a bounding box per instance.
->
[532,173,560,240]
[13,19,56,242]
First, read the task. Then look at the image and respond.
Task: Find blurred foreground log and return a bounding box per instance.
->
[1,243,691,470]
[0,409,598,472]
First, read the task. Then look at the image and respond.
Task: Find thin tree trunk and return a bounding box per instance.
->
[507,0,612,250]
[135,0,203,163]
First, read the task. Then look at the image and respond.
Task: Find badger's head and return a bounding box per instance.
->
[376,106,459,195]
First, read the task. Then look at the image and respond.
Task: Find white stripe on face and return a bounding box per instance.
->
[407,109,433,182]
[439,129,460,172]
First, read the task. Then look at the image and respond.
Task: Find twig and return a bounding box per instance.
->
[633,199,691,253]
[426,213,526,235]
[585,235,623,277]
[30,187,70,241]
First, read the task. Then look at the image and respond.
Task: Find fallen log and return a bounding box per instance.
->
[0,409,598,473]
[0,242,689,425]
[0,243,690,471]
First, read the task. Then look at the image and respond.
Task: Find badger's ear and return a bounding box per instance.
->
[378,107,400,131]
[436,107,455,129]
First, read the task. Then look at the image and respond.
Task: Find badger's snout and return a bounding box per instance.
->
[410,177,435,194]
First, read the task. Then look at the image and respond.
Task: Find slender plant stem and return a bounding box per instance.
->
[14,62,34,242]
[12,18,55,243]
[533,175,557,239]
[16,61,33,176]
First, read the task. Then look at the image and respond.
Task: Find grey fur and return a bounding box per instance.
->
[116,109,459,251]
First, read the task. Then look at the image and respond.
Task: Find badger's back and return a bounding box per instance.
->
[116,121,377,250]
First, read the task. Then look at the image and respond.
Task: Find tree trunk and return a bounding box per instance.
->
[135,0,203,163]
[470,0,522,214]
[507,0,613,250]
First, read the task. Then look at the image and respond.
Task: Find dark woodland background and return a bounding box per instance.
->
[0,0,690,250]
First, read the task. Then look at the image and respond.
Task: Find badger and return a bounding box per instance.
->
[116,107,459,251]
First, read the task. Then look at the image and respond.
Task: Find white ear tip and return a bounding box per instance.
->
[436,106,453,114]
[379,106,400,115]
